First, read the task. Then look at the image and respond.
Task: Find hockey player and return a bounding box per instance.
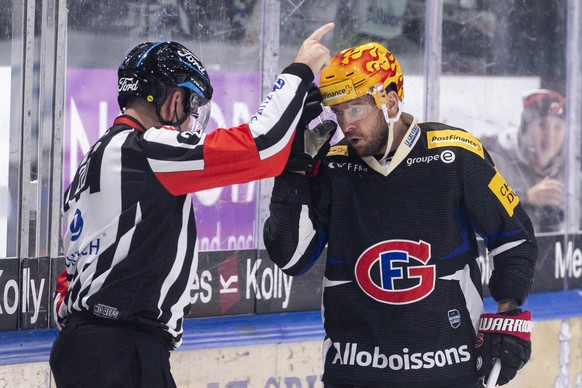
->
[49,23,334,388]
[264,42,537,387]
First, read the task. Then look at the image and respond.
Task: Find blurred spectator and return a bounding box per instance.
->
[483,89,566,233]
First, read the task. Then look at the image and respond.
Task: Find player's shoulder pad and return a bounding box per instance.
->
[424,126,484,159]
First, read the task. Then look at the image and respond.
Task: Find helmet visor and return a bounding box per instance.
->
[188,93,211,133]
[330,104,373,124]
[322,93,377,126]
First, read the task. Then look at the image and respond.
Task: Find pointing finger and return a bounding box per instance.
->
[308,23,334,42]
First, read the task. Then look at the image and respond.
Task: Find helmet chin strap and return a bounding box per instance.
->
[379,100,402,160]
[155,99,189,130]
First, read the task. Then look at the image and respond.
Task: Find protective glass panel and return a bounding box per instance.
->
[0,2,11,258]
[66,0,261,252]
[439,2,573,235]
[275,0,426,142]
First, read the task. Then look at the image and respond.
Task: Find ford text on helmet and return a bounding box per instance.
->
[319,42,404,109]
[118,41,214,132]
[520,89,565,133]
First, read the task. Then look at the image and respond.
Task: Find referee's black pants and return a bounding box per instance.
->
[50,321,176,388]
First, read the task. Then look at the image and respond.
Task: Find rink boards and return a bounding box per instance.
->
[0,292,580,387]
[0,234,579,386]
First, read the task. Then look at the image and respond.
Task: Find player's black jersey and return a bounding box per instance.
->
[264,113,537,387]
[55,64,313,348]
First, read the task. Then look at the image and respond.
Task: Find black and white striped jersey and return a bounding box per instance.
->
[54,63,313,348]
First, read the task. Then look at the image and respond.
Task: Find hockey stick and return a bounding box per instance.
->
[485,358,502,388]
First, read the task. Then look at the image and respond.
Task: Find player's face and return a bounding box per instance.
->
[332,96,388,157]
[525,114,565,168]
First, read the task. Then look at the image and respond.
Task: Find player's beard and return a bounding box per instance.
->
[355,118,389,157]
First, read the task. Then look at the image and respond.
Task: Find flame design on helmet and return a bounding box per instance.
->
[319,42,404,107]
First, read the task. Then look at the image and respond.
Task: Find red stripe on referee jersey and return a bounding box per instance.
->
[113,115,148,132]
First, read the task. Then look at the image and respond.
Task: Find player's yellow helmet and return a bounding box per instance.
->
[319,42,404,108]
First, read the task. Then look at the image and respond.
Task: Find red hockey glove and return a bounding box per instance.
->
[474,309,532,386]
